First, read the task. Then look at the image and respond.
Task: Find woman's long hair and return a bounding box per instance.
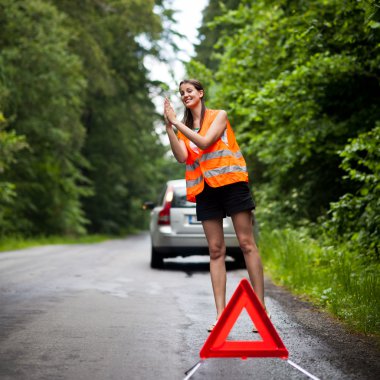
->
[179,79,206,130]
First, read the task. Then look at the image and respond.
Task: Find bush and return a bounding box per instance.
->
[260,227,380,335]
[322,125,380,261]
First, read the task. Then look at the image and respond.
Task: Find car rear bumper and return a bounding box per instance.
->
[151,227,241,258]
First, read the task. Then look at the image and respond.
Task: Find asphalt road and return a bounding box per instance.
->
[0,233,378,380]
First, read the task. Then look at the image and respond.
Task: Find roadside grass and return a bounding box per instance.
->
[260,228,380,335]
[0,234,113,252]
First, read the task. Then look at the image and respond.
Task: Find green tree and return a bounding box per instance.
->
[194,0,241,71]
[189,0,380,227]
[0,110,27,235]
[51,0,169,234]
[324,125,380,260]
[0,0,89,236]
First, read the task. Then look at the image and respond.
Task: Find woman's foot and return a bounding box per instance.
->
[207,320,218,332]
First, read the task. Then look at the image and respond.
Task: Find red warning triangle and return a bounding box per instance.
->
[200,278,288,360]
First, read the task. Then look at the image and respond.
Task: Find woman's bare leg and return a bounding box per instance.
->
[202,218,226,319]
[231,210,265,307]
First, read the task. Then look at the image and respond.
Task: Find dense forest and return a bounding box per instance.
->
[188,0,379,334]
[189,0,380,262]
[0,0,177,236]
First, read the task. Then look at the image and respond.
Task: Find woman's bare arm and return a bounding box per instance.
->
[163,112,188,163]
[166,124,188,163]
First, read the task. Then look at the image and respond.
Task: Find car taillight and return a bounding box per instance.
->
[158,187,174,225]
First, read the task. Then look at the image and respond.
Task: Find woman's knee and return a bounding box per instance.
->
[239,238,258,256]
[209,242,226,260]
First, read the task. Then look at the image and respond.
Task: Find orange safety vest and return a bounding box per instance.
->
[178,109,248,202]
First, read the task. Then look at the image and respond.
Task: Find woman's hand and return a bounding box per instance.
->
[164,113,172,131]
[164,97,178,125]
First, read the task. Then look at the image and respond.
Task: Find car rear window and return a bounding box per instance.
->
[172,186,194,208]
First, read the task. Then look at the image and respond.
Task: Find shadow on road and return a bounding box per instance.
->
[157,258,244,277]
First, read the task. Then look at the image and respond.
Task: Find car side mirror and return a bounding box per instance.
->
[142,201,155,210]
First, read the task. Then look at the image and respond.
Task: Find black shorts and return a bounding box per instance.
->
[195,181,255,221]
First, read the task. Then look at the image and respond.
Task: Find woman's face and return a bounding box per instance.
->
[179,83,204,109]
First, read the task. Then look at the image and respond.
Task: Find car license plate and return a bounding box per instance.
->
[188,215,201,224]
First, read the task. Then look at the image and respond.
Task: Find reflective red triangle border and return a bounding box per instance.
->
[200,279,289,360]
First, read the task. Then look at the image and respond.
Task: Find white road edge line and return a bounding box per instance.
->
[287,359,320,380]
[183,360,204,380]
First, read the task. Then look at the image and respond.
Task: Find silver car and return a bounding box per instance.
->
[144,179,244,268]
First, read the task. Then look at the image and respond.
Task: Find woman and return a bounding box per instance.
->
[164,79,266,332]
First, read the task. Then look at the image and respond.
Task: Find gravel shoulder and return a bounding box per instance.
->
[264,277,380,380]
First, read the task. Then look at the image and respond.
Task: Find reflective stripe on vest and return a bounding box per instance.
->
[204,165,247,178]
[186,159,200,172]
[200,149,243,162]
[186,175,203,188]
